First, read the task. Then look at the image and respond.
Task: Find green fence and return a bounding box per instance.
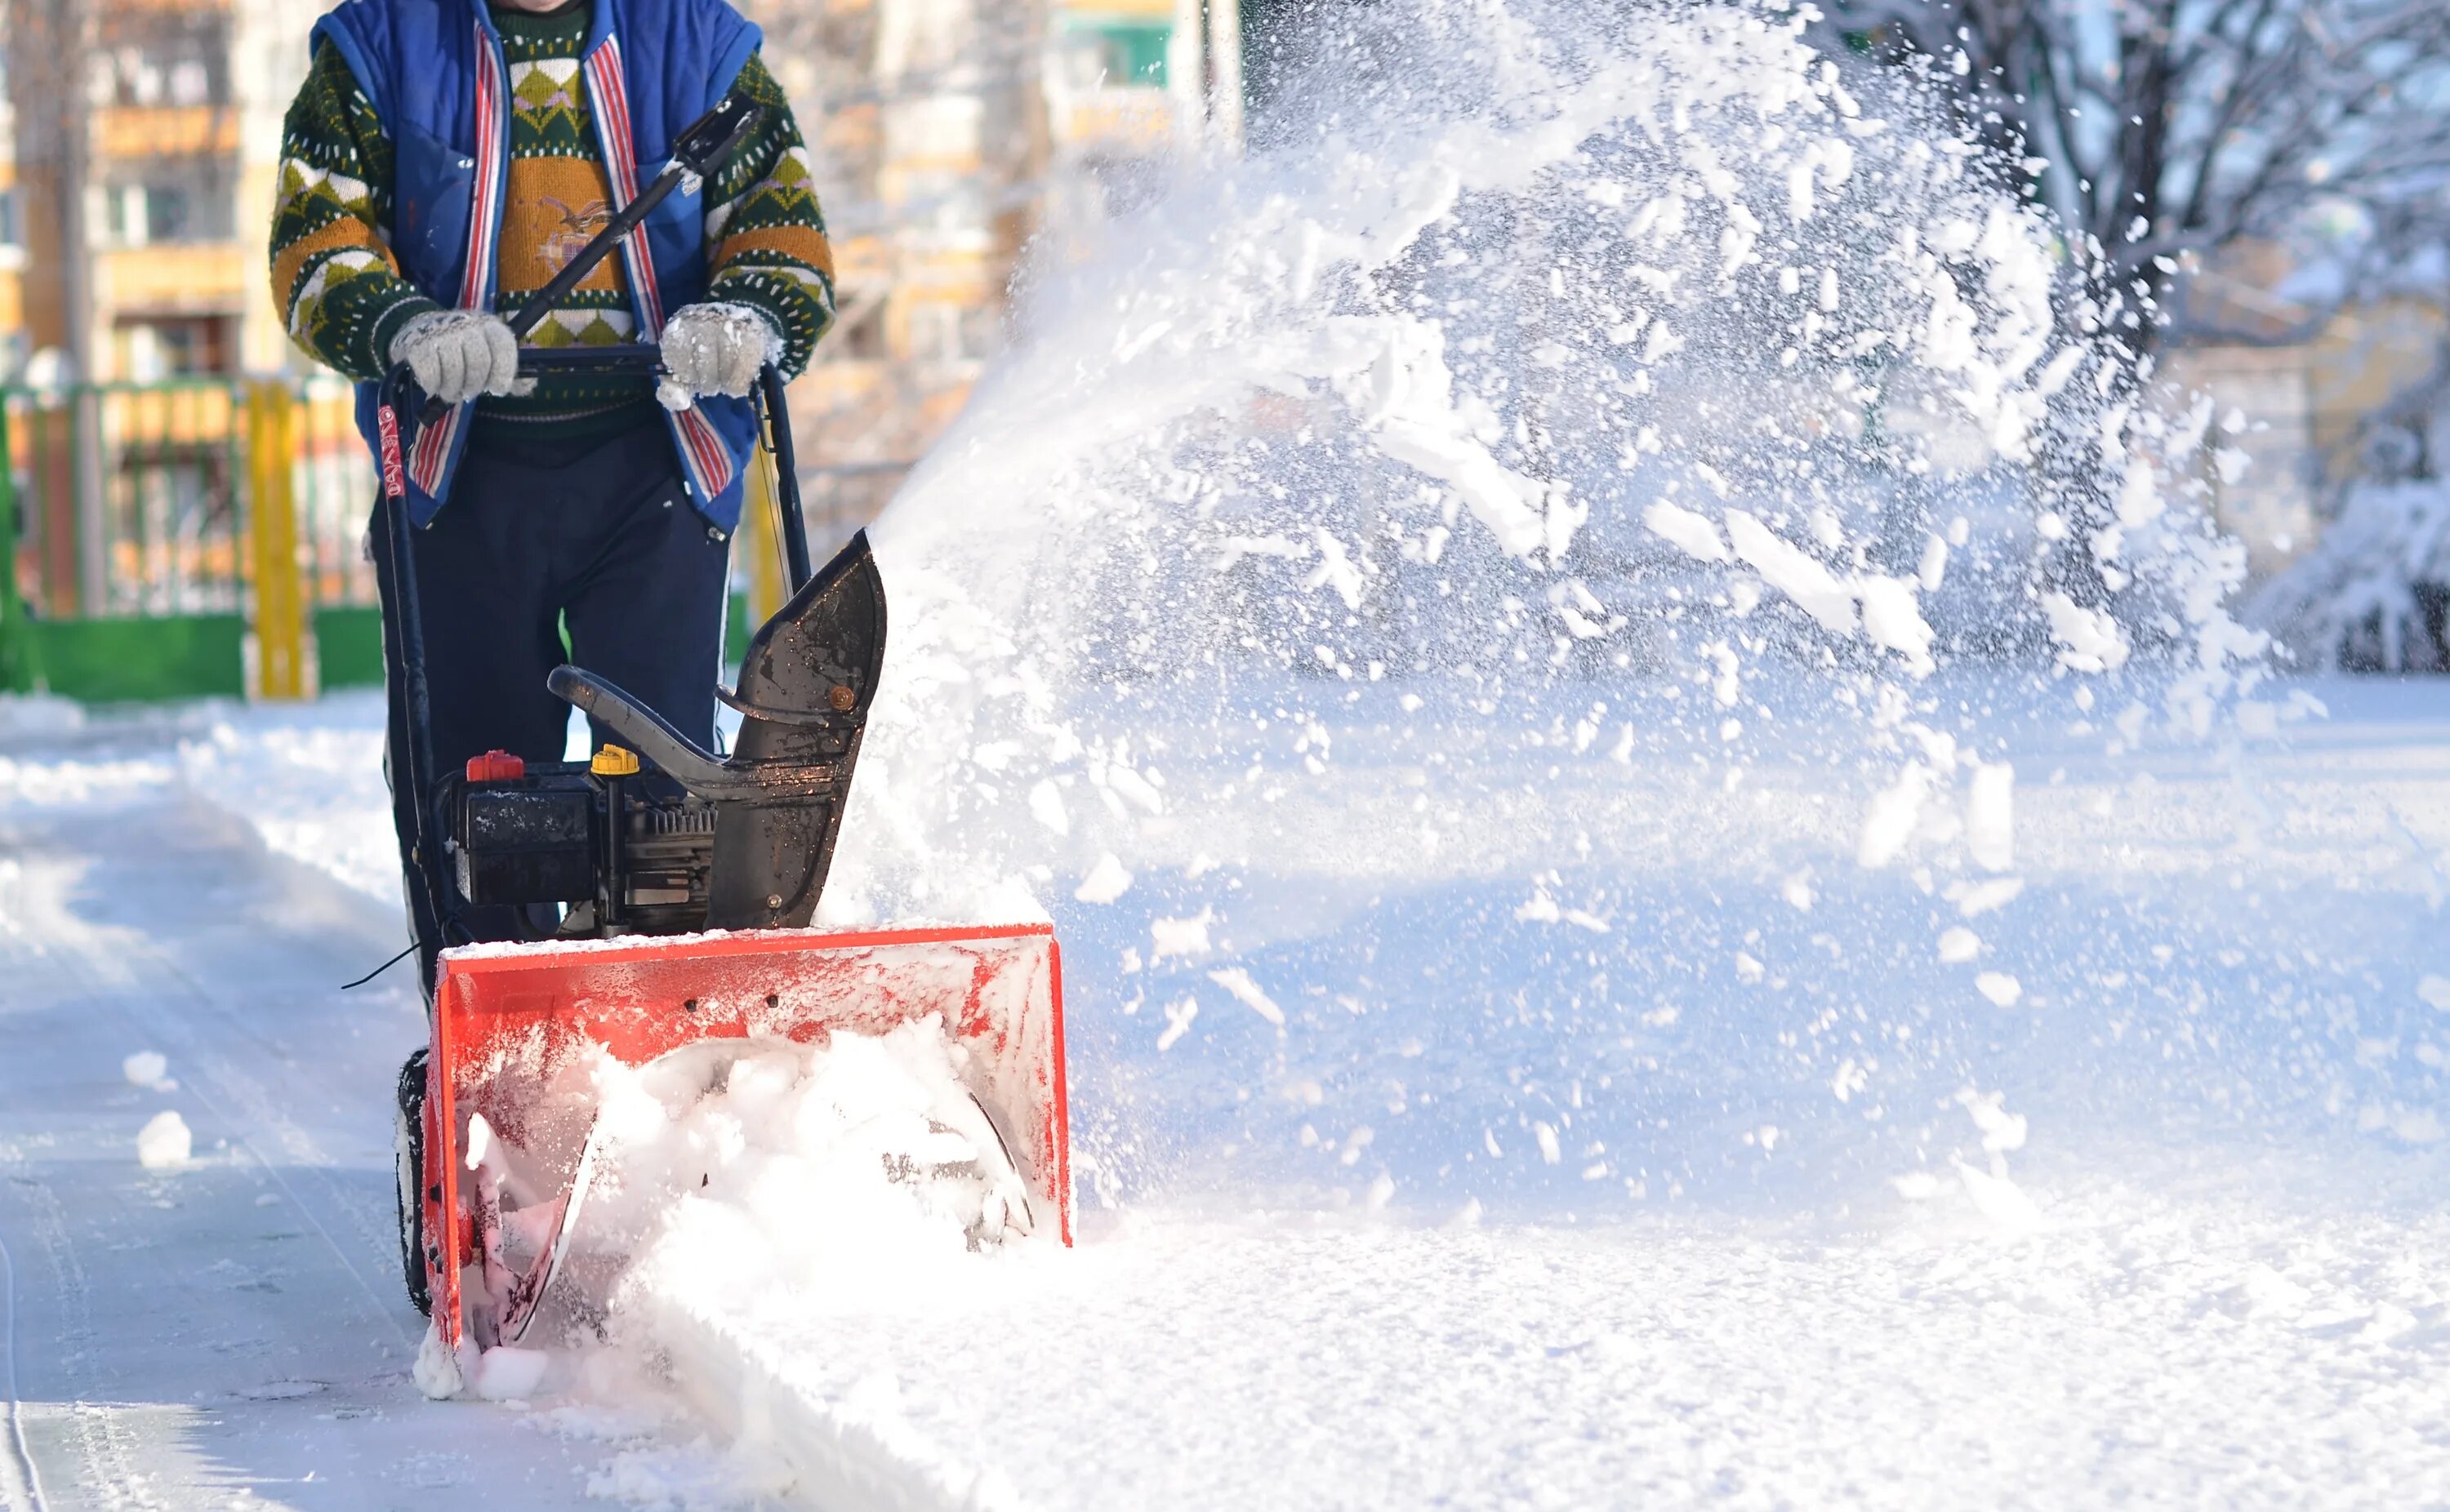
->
[0,377,893,706]
[0,376,382,703]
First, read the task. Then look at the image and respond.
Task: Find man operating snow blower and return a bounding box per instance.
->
[270,0,836,997]
[267,0,1072,1381]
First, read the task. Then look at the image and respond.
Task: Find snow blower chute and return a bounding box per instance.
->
[372,103,1068,1393]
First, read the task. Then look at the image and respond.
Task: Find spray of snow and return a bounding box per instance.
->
[790,0,2275,1212]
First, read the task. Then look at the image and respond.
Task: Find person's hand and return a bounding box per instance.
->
[657,302,779,410]
[390,309,523,406]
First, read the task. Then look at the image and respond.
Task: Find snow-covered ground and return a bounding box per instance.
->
[8,5,2450,1505]
[1,678,2445,1509]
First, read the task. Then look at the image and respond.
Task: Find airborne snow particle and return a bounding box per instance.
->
[137,1110,191,1169]
[1156,997,1201,1052]
[1642,500,1731,563]
[1151,909,1214,959]
[1208,967,1286,1026]
[1027,780,1069,835]
[1074,853,1134,904]
[122,1050,169,1089]
[1955,1158,2044,1234]
[1967,763,2016,873]
[1976,972,2025,1008]
[1857,766,1931,869]
[1937,927,1981,964]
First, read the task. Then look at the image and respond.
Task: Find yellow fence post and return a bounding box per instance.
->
[741,443,786,631]
[247,380,310,701]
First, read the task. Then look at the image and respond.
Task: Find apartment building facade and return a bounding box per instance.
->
[2,0,305,386]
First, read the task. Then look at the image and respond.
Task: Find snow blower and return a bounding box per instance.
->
[372,100,1069,1397]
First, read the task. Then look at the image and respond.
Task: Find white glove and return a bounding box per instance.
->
[657,301,781,410]
[390,309,523,406]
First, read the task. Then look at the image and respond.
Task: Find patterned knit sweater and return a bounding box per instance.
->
[270,0,835,436]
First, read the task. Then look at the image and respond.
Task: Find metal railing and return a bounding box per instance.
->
[0,374,373,624]
[0,374,914,702]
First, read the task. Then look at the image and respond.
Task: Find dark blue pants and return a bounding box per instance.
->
[373,420,732,994]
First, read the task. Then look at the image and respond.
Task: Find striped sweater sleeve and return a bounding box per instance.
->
[701,54,837,377]
[269,42,440,382]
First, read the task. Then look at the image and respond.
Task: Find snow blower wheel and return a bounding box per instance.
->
[394,1047,430,1318]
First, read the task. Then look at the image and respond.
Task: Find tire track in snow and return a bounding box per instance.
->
[0,1225,49,1512]
[104,943,416,1363]
[28,796,418,1364]
[7,1176,155,1512]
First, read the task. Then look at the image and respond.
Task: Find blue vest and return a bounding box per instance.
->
[314,0,765,531]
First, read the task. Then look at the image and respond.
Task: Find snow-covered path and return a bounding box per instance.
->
[652,1176,2450,1510]
[2,683,2448,1510]
[0,766,611,1510]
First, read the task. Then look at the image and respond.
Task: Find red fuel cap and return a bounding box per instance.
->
[465,750,526,782]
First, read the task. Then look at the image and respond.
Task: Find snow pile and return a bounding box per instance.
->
[579,1024,1033,1316]
[488,1026,1049,1501]
[174,696,400,907]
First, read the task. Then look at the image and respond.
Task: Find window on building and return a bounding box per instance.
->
[100,11,232,108]
[0,188,20,249]
[1062,20,1172,89]
[103,180,232,247]
[144,187,190,243]
[116,316,233,380]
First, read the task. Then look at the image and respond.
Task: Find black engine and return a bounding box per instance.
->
[440,528,886,941]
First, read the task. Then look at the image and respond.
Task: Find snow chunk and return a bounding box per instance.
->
[1207,967,1287,1026]
[1949,877,2025,918]
[1157,996,1201,1052]
[413,1320,474,1401]
[1967,763,2015,873]
[1957,1088,2029,1153]
[2419,975,2450,1012]
[1725,509,1857,634]
[1856,575,1935,676]
[1937,927,1981,964]
[137,1110,190,1169]
[1857,765,1930,869]
[122,1050,171,1090]
[471,1345,550,1402]
[1975,972,2025,1008]
[2041,592,2131,674]
[1955,1159,2043,1234]
[1027,780,1069,836]
[1151,909,1214,959]
[1891,1171,1944,1201]
[1074,853,1134,904]
[1642,500,1731,563]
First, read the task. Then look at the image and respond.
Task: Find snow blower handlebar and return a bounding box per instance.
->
[414,93,765,426]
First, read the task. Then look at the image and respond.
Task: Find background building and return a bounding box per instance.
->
[0,0,1249,544]
[746,0,1247,535]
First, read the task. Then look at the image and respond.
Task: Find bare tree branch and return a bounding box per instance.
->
[1824,0,2450,348]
